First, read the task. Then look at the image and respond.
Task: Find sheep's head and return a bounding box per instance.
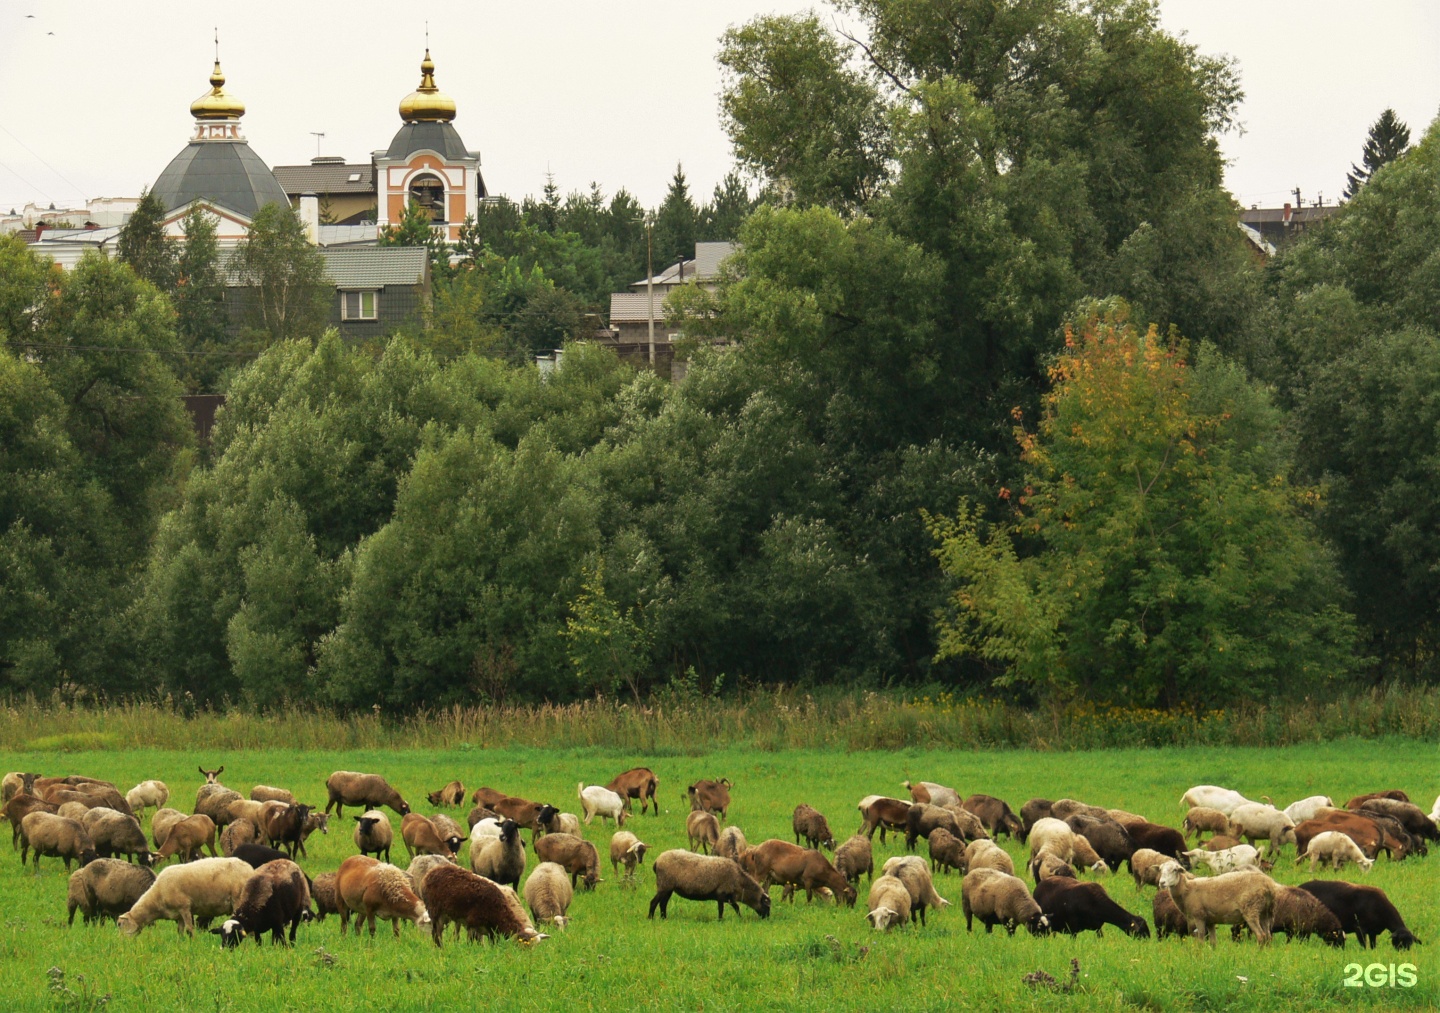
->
[356,816,381,834]
[1359,856,1375,873]
[537,804,559,827]
[629,841,648,864]
[498,819,520,844]
[199,766,223,784]
[867,906,899,930]
[212,918,245,948]
[1027,912,1051,935]
[79,848,98,868]
[413,903,431,927]
[838,884,858,908]
[427,790,444,805]
[1126,916,1151,939]
[444,836,464,856]
[396,800,412,816]
[1156,861,1186,890]
[117,913,141,937]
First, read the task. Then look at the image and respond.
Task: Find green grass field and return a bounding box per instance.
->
[2,741,1436,1011]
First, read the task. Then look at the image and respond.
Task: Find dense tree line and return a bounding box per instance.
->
[2,0,1438,708]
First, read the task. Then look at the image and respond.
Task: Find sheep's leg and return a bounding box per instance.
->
[716,899,725,921]
[648,890,670,919]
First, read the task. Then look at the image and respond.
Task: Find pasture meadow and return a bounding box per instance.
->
[1,741,1437,1011]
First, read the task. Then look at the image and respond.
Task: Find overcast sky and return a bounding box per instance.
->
[1,1,1437,213]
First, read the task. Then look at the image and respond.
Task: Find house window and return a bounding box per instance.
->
[341,290,378,320]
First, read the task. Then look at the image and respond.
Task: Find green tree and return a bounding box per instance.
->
[173,206,227,391]
[929,305,1356,707]
[231,203,330,344]
[380,198,453,282]
[117,190,176,292]
[700,170,756,241]
[651,164,699,267]
[1344,108,1411,200]
[562,561,651,699]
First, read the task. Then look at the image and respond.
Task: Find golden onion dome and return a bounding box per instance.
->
[398,49,456,123]
[190,60,245,120]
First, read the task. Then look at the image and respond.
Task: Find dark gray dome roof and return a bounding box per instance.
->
[386,121,472,161]
[151,140,290,220]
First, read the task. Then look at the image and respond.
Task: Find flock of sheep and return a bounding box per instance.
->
[2,764,1432,954]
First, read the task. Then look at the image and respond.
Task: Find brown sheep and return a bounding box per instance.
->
[943,804,991,842]
[213,858,312,947]
[792,804,835,850]
[429,813,464,841]
[834,834,874,885]
[467,804,499,830]
[715,825,749,862]
[427,781,466,808]
[962,795,1024,840]
[1050,799,1112,823]
[334,855,430,938]
[5,793,58,850]
[1157,862,1276,945]
[1184,806,1230,841]
[686,810,720,854]
[609,831,649,882]
[154,814,218,864]
[492,797,559,836]
[262,803,315,859]
[1345,791,1410,809]
[860,798,911,844]
[220,819,263,857]
[311,872,340,922]
[1020,798,1054,838]
[80,809,153,865]
[194,783,242,827]
[606,767,660,816]
[21,813,98,871]
[324,772,410,819]
[961,867,1047,935]
[67,858,155,925]
[905,804,964,851]
[903,781,961,807]
[926,827,968,875]
[1358,799,1438,842]
[423,862,546,945]
[401,813,463,861]
[471,787,508,808]
[742,839,857,906]
[354,810,394,863]
[1204,834,1243,851]
[1230,884,1345,947]
[1294,814,1389,861]
[648,849,770,921]
[1153,888,1188,939]
[534,832,601,890]
[250,785,296,805]
[151,808,187,849]
[687,779,732,820]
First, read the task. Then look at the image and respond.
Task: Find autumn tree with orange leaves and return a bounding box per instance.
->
[929,303,1357,708]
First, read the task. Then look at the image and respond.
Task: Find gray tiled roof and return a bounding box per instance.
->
[609,291,666,322]
[693,241,736,277]
[273,163,375,195]
[385,122,475,161]
[321,247,427,288]
[151,140,290,220]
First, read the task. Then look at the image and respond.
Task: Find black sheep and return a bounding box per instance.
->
[231,842,290,869]
[1033,878,1150,938]
[213,859,312,947]
[1298,881,1419,950]
[1126,822,1188,862]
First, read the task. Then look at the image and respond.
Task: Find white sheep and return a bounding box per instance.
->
[117,857,254,937]
[1302,831,1374,873]
[578,784,627,827]
[1178,786,1254,816]
[866,874,912,930]
[1226,803,1297,850]
[124,780,169,817]
[1027,817,1105,877]
[469,818,503,847]
[1430,794,1440,827]
[523,861,573,929]
[1183,844,1265,874]
[1156,861,1275,945]
[1282,795,1334,824]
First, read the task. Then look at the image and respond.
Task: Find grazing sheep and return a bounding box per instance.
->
[523,861,574,928]
[353,810,394,863]
[553,813,582,837]
[686,779,733,820]
[927,827,968,875]
[1106,809,1149,828]
[578,783,627,827]
[1227,803,1298,851]
[1066,814,1134,872]
[1231,885,1345,947]
[866,874,912,930]
[609,831,649,882]
[400,813,463,861]
[226,799,277,827]
[962,794,1024,840]
[1033,877,1150,938]
[715,825,749,862]
[66,859,155,926]
[194,784,242,827]
[429,813,464,841]
[472,786,508,808]
[1294,815,1390,862]
[1204,834,1243,851]
[213,858,311,947]
[61,782,134,817]
[1020,798,1054,839]
[1027,817,1105,879]
[834,834,873,886]
[311,872,340,922]
[902,781,960,808]
[262,804,316,859]
[606,767,660,816]
[154,814,219,864]
[1183,806,1229,841]
[21,813,98,871]
[942,805,990,842]
[1298,880,1419,950]
[471,819,527,889]
[427,781,466,808]
[1152,889,1188,940]
[1156,861,1276,946]
[1178,786,1254,816]
[334,855,430,938]
[56,802,91,823]
[1283,795,1334,825]
[1070,833,1107,874]
[1125,822,1189,862]
[124,780,169,818]
[1303,831,1375,873]
[6,793,58,849]
[648,849,770,921]
[467,804,499,829]
[150,808,187,849]
[230,843,289,869]
[1184,844,1266,875]
[118,857,254,937]
[534,832,601,890]
[905,804,964,851]
[1129,848,1171,889]
[80,809,152,866]
[405,854,456,910]
[422,863,546,945]
[963,839,1014,877]
[1034,853,1077,882]
[792,804,835,850]
[325,772,410,819]
[250,785,296,805]
[961,868,1048,936]
[1358,798,1440,842]
[220,819,262,856]
[687,810,720,854]
[1050,799,1112,823]
[1345,790,1410,809]
[493,797,560,837]
[744,839,856,906]
[881,855,951,925]
[860,798,912,844]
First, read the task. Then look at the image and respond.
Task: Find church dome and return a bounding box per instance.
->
[190,59,246,120]
[398,50,456,123]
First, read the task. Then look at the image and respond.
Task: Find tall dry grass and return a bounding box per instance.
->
[2,685,1437,754]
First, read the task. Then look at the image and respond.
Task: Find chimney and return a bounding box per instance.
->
[1282,202,1292,225]
[299,191,320,244]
